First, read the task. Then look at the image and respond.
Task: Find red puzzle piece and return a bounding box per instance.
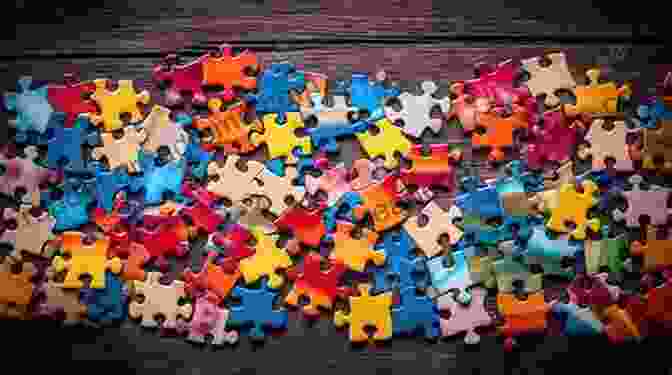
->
[274,203,327,248]
[153,52,210,106]
[135,215,190,271]
[183,251,240,303]
[285,253,350,317]
[446,82,491,132]
[401,144,460,191]
[180,182,225,235]
[527,110,585,170]
[47,74,98,128]
[202,45,259,96]
[465,60,532,107]
[209,224,256,272]
[109,241,151,282]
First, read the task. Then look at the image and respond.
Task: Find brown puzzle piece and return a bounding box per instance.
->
[0,258,36,319]
[0,205,55,260]
[630,226,672,272]
[39,281,88,325]
[643,120,672,170]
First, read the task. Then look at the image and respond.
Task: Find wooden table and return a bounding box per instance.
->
[2,2,670,373]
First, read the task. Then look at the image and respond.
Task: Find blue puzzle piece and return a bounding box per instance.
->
[344,73,400,121]
[427,251,473,295]
[635,98,672,129]
[48,177,96,231]
[252,63,305,124]
[264,148,316,185]
[228,281,288,340]
[551,303,603,336]
[455,177,503,219]
[392,286,441,339]
[46,113,99,174]
[372,256,429,295]
[183,140,212,180]
[525,227,581,259]
[91,163,144,213]
[83,272,127,324]
[307,121,367,154]
[4,76,53,140]
[137,152,186,205]
[496,160,545,194]
[323,192,363,232]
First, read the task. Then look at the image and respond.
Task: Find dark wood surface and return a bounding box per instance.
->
[3,2,672,373]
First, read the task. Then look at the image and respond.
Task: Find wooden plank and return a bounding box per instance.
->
[4,0,662,57]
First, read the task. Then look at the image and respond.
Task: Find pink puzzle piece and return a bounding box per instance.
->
[0,146,56,205]
[465,59,532,107]
[183,293,239,345]
[567,273,621,307]
[527,110,584,170]
[304,164,351,206]
[437,287,493,344]
[153,53,209,106]
[615,175,671,228]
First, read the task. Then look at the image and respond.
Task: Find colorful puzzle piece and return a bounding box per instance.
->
[403,201,463,258]
[546,180,601,239]
[252,62,305,124]
[427,251,474,296]
[0,258,36,319]
[185,293,239,345]
[140,105,190,160]
[344,72,400,121]
[437,287,493,344]
[401,144,460,191]
[238,227,293,289]
[228,282,289,341]
[84,271,127,324]
[193,99,262,154]
[129,272,193,329]
[642,119,672,170]
[354,118,411,169]
[51,231,122,289]
[465,59,532,107]
[492,256,543,293]
[551,302,603,336]
[526,109,582,170]
[285,253,349,317]
[47,74,98,128]
[48,177,97,231]
[564,68,631,117]
[472,106,529,162]
[391,286,441,339]
[274,204,326,247]
[152,52,209,106]
[137,152,186,205]
[0,205,55,260]
[183,251,240,303]
[35,280,87,325]
[383,81,450,138]
[0,145,54,205]
[351,175,408,232]
[4,76,53,137]
[334,283,393,343]
[580,119,635,171]
[88,79,150,131]
[327,222,385,272]
[46,113,99,173]
[206,155,266,203]
[521,52,576,107]
[251,112,312,162]
[91,126,148,173]
[497,292,550,343]
[630,225,672,272]
[202,45,259,93]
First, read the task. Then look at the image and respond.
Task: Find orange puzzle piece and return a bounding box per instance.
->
[109,241,150,282]
[328,222,385,272]
[497,292,549,338]
[352,175,408,232]
[183,251,240,303]
[472,107,529,162]
[630,225,672,272]
[202,45,260,91]
[193,99,262,154]
[51,231,122,289]
[0,258,36,319]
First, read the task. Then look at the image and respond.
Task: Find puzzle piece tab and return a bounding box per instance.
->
[630,225,672,272]
[351,175,408,232]
[0,205,55,260]
[564,69,631,117]
[465,59,532,107]
[580,119,635,171]
[334,284,393,343]
[140,105,190,160]
[252,62,305,124]
[47,74,98,128]
[185,294,239,345]
[129,272,193,329]
[228,282,288,341]
[546,180,600,240]
[0,145,54,205]
[521,52,576,107]
[497,292,549,342]
[183,251,240,303]
[354,118,411,169]
[437,287,493,344]
[274,204,327,247]
[384,81,450,138]
[153,52,209,106]
[193,99,262,154]
[137,152,186,205]
[88,79,150,131]
[206,155,266,203]
[403,201,463,258]
[202,45,259,93]
[472,106,529,162]
[238,227,292,289]
[91,126,147,173]
[251,112,312,162]
[345,72,400,121]
[328,222,385,272]
[51,231,122,289]
[84,271,127,324]
[285,253,349,317]
[526,109,582,170]
[46,113,99,173]
[401,144,460,191]
[427,251,474,296]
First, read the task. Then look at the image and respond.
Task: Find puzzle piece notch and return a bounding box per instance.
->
[437,287,493,344]
[612,175,671,228]
[183,251,240,303]
[354,118,411,169]
[465,59,532,107]
[51,231,123,289]
[0,258,36,319]
[371,230,429,294]
[351,175,408,232]
[520,52,576,107]
[129,272,193,329]
[472,104,530,162]
[273,203,327,247]
[206,155,266,203]
[251,166,306,216]
[384,81,450,138]
[334,284,393,343]
[153,52,209,106]
[344,72,400,121]
[250,112,312,163]
[193,99,262,154]
[202,44,260,93]
[391,286,441,339]
[252,62,305,124]
[87,79,151,131]
[551,302,604,336]
[497,292,550,348]
[427,250,474,297]
[580,119,636,171]
[228,282,288,341]
[567,273,621,307]
[492,255,543,294]
[403,201,463,258]
[0,204,55,260]
[140,105,190,160]
[238,227,293,289]
[4,76,54,136]
[545,180,601,240]
[184,293,239,345]
[327,221,385,272]
[47,74,98,128]
[285,253,349,317]
[564,68,631,117]
[46,113,100,173]
[137,151,186,206]
[526,109,583,170]
[35,281,88,325]
[91,126,148,173]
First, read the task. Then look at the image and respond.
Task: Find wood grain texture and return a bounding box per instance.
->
[2,2,671,373]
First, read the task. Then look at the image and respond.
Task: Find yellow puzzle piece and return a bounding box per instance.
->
[51,231,122,289]
[250,113,312,162]
[328,222,385,272]
[355,118,411,169]
[334,284,393,343]
[564,69,631,117]
[88,79,151,131]
[238,227,293,288]
[545,180,600,240]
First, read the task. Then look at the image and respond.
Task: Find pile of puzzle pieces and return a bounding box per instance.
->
[2,46,672,351]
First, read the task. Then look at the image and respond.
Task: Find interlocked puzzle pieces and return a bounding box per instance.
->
[84,272,127,323]
[0,258,36,319]
[545,180,601,239]
[185,293,239,345]
[238,227,292,289]
[153,52,209,106]
[371,230,429,294]
[521,52,576,107]
[193,99,262,154]
[253,62,305,124]
[87,79,150,131]
[344,72,400,121]
[383,81,450,138]
[354,118,411,169]
[51,231,123,289]
[391,286,440,339]
[274,204,327,247]
[285,253,349,317]
[327,221,385,272]
[91,126,147,173]
[0,204,55,260]
[437,287,493,344]
[580,119,635,171]
[202,45,259,94]
[228,282,288,341]
[403,201,463,258]
[47,74,98,128]
[140,105,190,160]
[136,152,186,205]
[134,214,190,271]
[48,177,97,231]
[351,175,408,232]
[4,76,53,137]
[129,272,193,329]
[334,284,393,343]
[564,69,631,117]
[183,251,240,303]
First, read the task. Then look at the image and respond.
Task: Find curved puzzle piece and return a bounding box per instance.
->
[524,227,581,277]
[274,203,327,247]
[567,273,621,307]
[202,45,259,93]
[84,271,127,324]
[238,227,293,289]
[46,113,100,173]
[403,201,463,258]
[472,106,529,162]
[0,258,36,319]
[615,175,670,227]
[129,272,193,329]
[580,119,635,171]
[351,175,408,232]
[455,176,503,219]
[285,253,349,317]
[437,287,493,344]
[206,224,256,268]
[91,126,148,173]
[304,163,351,206]
[521,52,576,107]
[206,155,266,203]
[465,59,532,107]
[193,99,262,154]
[344,72,400,121]
[400,144,460,191]
[327,221,385,272]
[383,81,450,138]
[0,205,55,260]
[370,229,427,294]
[551,302,603,336]
[137,152,186,205]
[526,109,582,170]
[250,112,312,162]
[47,74,97,128]
[427,251,473,296]
[228,282,288,341]
[391,286,441,339]
[178,181,226,235]
[140,105,190,160]
[0,145,54,205]
[109,242,150,282]
[153,52,209,106]
[546,180,601,240]
[354,118,411,169]
[4,76,53,136]
[252,62,305,124]
[334,283,393,343]
[48,177,97,231]
[185,294,239,345]
[88,79,150,131]
[51,231,123,289]
[564,68,631,117]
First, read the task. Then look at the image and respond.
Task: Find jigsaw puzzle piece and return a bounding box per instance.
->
[465,59,532,107]
[252,62,305,123]
[351,175,408,232]
[641,119,672,170]
[238,227,292,289]
[48,177,97,231]
[274,203,327,247]
[334,284,393,343]
[193,99,262,154]
[521,52,576,107]
[183,251,240,303]
[129,272,193,329]
[497,292,550,348]
[400,144,460,191]
[250,112,312,162]
[4,76,53,136]
[370,229,427,294]
[88,79,150,131]
[251,166,306,216]
[472,106,529,162]
[137,152,186,205]
[47,73,98,127]
[524,227,581,277]
[206,155,266,203]
[545,180,601,240]
[404,201,463,258]
[384,81,450,138]
[630,225,672,273]
[90,162,143,213]
[140,105,190,160]
[526,109,583,170]
[580,119,636,171]
[91,126,148,173]
[153,52,209,106]
[564,68,631,117]
[0,258,36,319]
[584,234,628,275]
[46,113,100,173]
[202,44,259,94]
[427,251,473,296]
[228,281,288,341]
[551,302,603,336]
[285,253,349,317]
[437,287,493,344]
[613,175,671,227]
[391,286,441,339]
[135,214,190,271]
[83,271,127,324]
[634,97,672,129]
[0,145,55,205]
[185,293,239,345]
[455,176,503,219]
[492,256,543,294]
[0,204,55,260]
[35,281,88,325]
[346,72,400,121]
[327,221,385,272]
[354,118,411,169]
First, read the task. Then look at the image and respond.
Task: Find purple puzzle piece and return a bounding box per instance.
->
[526,110,581,170]
[436,287,493,344]
[616,175,671,227]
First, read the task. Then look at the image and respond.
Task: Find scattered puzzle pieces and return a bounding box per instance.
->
[87,79,150,131]
[564,68,631,117]
[521,52,576,107]
[384,81,450,138]
[285,253,349,317]
[334,283,393,343]
[437,287,493,344]
[228,282,288,341]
